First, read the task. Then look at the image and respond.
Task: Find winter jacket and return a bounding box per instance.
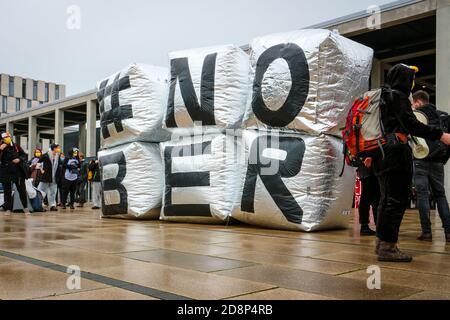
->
[0,143,28,182]
[373,64,443,175]
[414,103,449,163]
[39,152,62,183]
[88,161,101,182]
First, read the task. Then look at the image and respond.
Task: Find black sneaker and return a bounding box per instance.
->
[360,224,376,236]
[70,205,75,210]
[92,206,100,210]
[61,206,66,210]
[50,206,58,212]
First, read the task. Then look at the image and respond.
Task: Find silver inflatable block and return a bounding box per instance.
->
[163,45,250,132]
[232,130,355,231]
[243,29,373,136]
[160,133,239,224]
[99,142,163,219]
[97,64,170,148]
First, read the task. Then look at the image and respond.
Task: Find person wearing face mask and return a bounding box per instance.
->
[37,144,62,212]
[0,132,30,216]
[372,64,450,262]
[28,148,44,187]
[61,148,81,210]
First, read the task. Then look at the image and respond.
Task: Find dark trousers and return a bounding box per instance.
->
[76,180,87,204]
[359,174,380,225]
[61,179,77,206]
[414,160,450,234]
[376,169,412,243]
[2,177,28,211]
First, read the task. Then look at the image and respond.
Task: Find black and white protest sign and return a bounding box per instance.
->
[99,142,164,219]
[96,64,170,148]
[161,134,239,223]
[164,45,250,131]
[233,131,355,231]
[243,29,373,135]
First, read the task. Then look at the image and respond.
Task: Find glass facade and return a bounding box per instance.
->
[15,98,20,112]
[45,83,49,102]
[55,85,60,100]
[27,100,32,109]
[9,76,14,96]
[22,79,26,98]
[2,96,7,113]
[33,81,38,100]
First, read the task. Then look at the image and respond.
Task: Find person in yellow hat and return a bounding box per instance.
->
[0,132,30,216]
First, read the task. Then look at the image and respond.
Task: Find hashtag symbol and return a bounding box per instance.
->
[97,74,133,139]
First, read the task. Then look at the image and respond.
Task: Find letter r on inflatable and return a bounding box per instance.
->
[100,152,128,215]
[241,135,306,224]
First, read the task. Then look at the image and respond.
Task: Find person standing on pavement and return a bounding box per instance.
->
[37,144,62,212]
[412,90,450,243]
[373,64,450,262]
[28,148,44,187]
[61,148,81,210]
[88,158,102,210]
[357,157,379,236]
[75,152,88,208]
[0,132,30,216]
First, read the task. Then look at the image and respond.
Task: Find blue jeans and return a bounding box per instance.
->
[413,160,450,234]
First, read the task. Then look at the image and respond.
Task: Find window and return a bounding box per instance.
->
[15,98,20,112]
[55,85,60,100]
[2,96,7,113]
[33,81,37,100]
[9,76,14,97]
[22,79,26,98]
[27,100,32,109]
[45,83,49,102]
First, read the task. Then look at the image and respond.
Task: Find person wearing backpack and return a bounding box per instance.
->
[370,64,450,262]
[0,132,30,216]
[61,148,81,210]
[37,144,62,212]
[412,90,450,243]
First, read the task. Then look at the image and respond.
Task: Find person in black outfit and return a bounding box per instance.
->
[357,158,379,236]
[373,64,450,262]
[412,90,450,243]
[75,152,88,207]
[61,148,81,210]
[0,132,30,216]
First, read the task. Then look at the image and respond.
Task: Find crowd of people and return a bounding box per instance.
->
[0,139,102,216]
[356,63,450,263]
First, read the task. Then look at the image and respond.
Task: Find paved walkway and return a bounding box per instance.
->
[0,208,449,300]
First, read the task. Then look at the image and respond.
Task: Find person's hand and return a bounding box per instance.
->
[0,144,7,151]
[364,157,372,168]
[12,158,20,164]
[440,133,450,145]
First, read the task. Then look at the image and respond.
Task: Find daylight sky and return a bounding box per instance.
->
[1,0,392,95]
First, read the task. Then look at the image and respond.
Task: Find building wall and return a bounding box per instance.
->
[0,73,66,117]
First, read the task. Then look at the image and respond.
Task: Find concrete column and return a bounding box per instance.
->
[437,0,450,201]
[55,109,64,149]
[78,122,86,154]
[6,121,14,136]
[28,116,37,159]
[86,100,97,157]
[370,58,383,89]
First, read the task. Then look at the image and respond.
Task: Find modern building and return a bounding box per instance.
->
[0,73,66,116]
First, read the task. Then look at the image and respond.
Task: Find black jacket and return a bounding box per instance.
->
[414,103,448,163]
[0,143,28,182]
[374,64,443,175]
[88,161,101,182]
[39,153,62,183]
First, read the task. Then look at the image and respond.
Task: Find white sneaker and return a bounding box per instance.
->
[4,210,11,216]
[24,208,31,216]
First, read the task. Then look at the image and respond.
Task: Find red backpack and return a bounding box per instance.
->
[341,88,408,168]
